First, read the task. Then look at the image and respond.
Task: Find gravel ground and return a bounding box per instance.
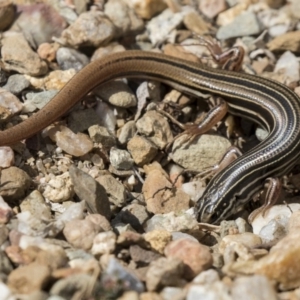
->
[0,0,300,299]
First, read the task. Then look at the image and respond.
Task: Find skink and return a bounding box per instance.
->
[1,50,300,224]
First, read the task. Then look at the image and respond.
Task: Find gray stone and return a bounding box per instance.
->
[104,258,144,293]
[69,165,111,219]
[231,275,277,300]
[217,11,262,40]
[56,47,89,71]
[2,74,30,95]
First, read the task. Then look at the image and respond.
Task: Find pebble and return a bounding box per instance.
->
[172,134,231,172]
[105,258,144,293]
[140,292,162,300]
[0,166,32,202]
[250,204,300,241]
[136,110,173,149]
[258,218,287,246]
[199,0,227,19]
[16,211,50,237]
[91,153,105,169]
[178,37,209,61]
[88,125,116,148]
[20,190,51,220]
[49,274,96,299]
[219,220,239,237]
[69,165,111,218]
[235,218,251,234]
[219,233,262,255]
[127,0,167,19]
[113,203,150,233]
[145,211,201,238]
[117,231,145,246]
[53,126,94,157]
[146,8,191,45]
[144,230,172,254]
[1,32,48,76]
[142,164,190,214]
[13,234,42,250]
[37,42,60,62]
[12,3,66,47]
[57,202,85,224]
[87,214,112,232]
[164,43,201,63]
[109,147,134,170]
[61,11,115,47]
[94,101,117,134]
[35,245,68,270]
[171,232,199,243]
[94,81,137,108]
[53,0,78,23]
[104,0,144,37]
[0,282,13,300]
[91,42,126,61]
[96,172,126,208]
[0,88,23,117]
[223,214,300,290]
[288,210,300,233]
[251,54,274,75]
[67,108,102,134]
[217,11,262,40]
[193,269,220,284]
[135,81,161,121]
[91,231,116,255]
[259,9,291,37]
[0,147,14,168]
[145,257,184,292]
[2,74,30,95]
[7,262,51,294]
[186,281,231,300]
[165,238,213,280]
[216,1,250,26]
[183,11,210,35]
[160,287,185,300]
[112,222,134,235]
[181,181,205,203]
[0,107,11,124]
[43,172,74,203]
[267,30,300,52]
[231,275,277,300]
[118,120,137,145]
[274,51,300,85]
[23,90,58,113]
[129,245,162,264]
[118,290,139,300]
[63,215,103,250]
[290,0,300,19]
[127,135,158,166]
[56,47,89,71]
[0,196,13,224]
[253,230,300,290]
[25,69,76,90]
[255,127,269,142]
